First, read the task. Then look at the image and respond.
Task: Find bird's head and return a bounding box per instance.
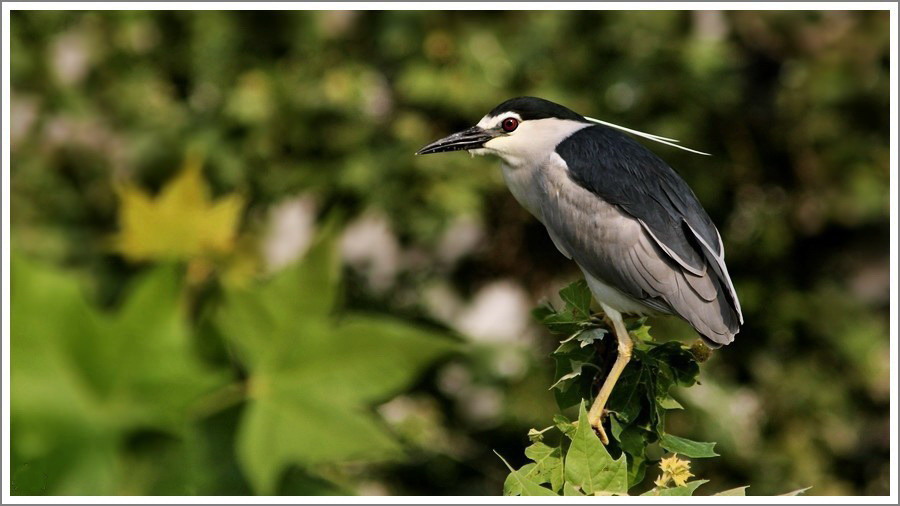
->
[416,96,711,162]
[416,97,590,166]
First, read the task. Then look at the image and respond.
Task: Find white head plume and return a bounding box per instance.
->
[583,116,711,156]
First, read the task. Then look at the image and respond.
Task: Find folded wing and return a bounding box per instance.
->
[548,125,742,345]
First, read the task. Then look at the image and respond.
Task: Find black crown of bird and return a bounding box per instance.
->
[418,97,743,444]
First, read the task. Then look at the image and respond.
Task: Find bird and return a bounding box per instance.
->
[417,97,743,444]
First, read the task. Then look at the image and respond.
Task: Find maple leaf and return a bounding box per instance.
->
[563,402,628,496]
[215,223,458,494]
[112,155,244,262]
[10,254,225,493]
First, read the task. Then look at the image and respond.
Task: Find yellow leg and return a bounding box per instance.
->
[587,304,633,445]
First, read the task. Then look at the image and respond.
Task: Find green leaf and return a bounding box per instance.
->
[563,482,585,496]
[575,327,608,347]
[614,422,648,458]
[216,231,457,494]
[496,452,557,496]
[641,480,708,496]
[531,305,555,322]
[715,486,749,496]
[11,254,224,494]
[535,281,598,335]
[553,338,580,354]
[609,415,624,440]
[553,414,576,438]
[501,442,564,494]
[607,359,647,424]
[549,359,588,391]
[550,343,596,409]
[540,311,584,335]
[559,279,592,318]
[658,396,684,410]
[626,316,649,331]
[524,442,565,492]
[626,454,647,489]
[107,266,228,429]
[601,341,706,462]
[648,342,700,387]
[503,463,536,496]
[659,433,719,458]
[237,392,402,495]
[610,417,649,488]
[629,323,653,342]
[216,227,340,370]
[564,403,628,496]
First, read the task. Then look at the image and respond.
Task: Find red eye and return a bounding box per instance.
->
[501,118,519,132]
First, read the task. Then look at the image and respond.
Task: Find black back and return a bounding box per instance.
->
[489,97,586,122]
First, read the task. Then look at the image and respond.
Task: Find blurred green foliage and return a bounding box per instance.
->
[10,10,890,495]
[11,256,224,494]
[12,217,457,494]
[216,223,457,494]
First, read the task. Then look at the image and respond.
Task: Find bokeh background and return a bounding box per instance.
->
[9,10,891,496]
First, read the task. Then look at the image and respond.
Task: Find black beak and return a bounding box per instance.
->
[416,126,497,155]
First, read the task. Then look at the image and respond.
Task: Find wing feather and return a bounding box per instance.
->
[683,219,744,323]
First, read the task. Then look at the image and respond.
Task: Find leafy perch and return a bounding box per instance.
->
[500,281,806,496]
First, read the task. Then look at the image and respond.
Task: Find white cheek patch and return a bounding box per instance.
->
[481,118,592,166]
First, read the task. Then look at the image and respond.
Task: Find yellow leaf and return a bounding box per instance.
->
[113,158,244,262]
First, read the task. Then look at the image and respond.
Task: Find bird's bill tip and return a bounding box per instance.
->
[416,126,496,155]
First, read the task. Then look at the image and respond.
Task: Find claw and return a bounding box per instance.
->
[594,424,610,445]
[589,410,610,445]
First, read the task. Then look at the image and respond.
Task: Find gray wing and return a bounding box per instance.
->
[539,153,740,346]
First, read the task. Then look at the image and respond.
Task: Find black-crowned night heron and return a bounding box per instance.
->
[417,97,743,444]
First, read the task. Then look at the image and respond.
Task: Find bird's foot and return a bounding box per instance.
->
[589,409,610,445]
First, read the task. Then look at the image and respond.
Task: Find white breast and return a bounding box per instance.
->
[501,160,545,220]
